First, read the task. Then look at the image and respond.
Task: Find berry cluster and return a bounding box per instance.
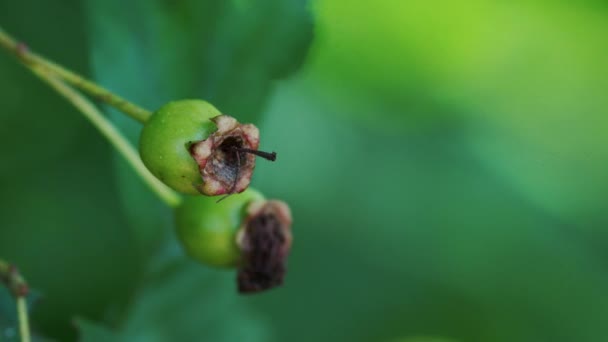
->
[140,100,292,294]
[0,26,293,294]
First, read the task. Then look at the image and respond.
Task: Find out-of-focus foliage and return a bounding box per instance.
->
[393,338,459,342]
[1,0,608,341]
[0,288,45,341]
[309,0,608,225]
[0,1,140,340]
[77,261,269,342]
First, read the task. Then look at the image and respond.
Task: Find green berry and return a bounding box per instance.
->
[174,188,293,293]
[139,100,220,195]
[174,188,265,267]
[140,99,275,196]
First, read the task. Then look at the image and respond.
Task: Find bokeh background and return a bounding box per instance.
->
[2,0,608,341]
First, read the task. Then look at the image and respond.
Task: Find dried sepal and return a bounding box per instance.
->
[236,200,293,294]
[189,115,261,196]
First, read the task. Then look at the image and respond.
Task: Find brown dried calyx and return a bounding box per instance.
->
[0,261,29,298]
[189,115,276,196]
[236,200,293,294]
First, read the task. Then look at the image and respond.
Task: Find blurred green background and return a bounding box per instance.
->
[2,0,608,341]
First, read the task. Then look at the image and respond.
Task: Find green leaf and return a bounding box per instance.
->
[0,288,51,342]
[0,1,141,340]
[85,0,313,121]
[77,260,269,342]
[392,338,458,342]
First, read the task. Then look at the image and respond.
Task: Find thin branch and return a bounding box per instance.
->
[16,297,30,342]
[0,26,152,123]
[0,260,31,342]
[24,63,182,207]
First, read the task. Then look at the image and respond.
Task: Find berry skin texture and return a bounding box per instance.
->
[175,189,265,268]
[140,100,220,195]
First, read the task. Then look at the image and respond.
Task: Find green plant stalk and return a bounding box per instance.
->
[0,26,151,123]
[16,297,30,342]
[0,260,31,342]
[0,26,179,204]
[27,65,182,207]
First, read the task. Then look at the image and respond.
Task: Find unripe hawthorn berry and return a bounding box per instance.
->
[174,189,293,293]
[139,100,275,196]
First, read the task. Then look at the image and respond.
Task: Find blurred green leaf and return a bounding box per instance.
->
[0,1,140,340]
[1,288,21,342]
[392,338,458,342]
[86,0,313,122]
[1,287,50,342]
[77,261,269,342]
[459,4,608,226]
[309,0,608,225]
[248,79,608,342]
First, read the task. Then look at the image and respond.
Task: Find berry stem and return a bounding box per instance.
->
[0,260,31,342]
[23,63,182,207]
[0,26,152,123]
[16,297,30,342]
